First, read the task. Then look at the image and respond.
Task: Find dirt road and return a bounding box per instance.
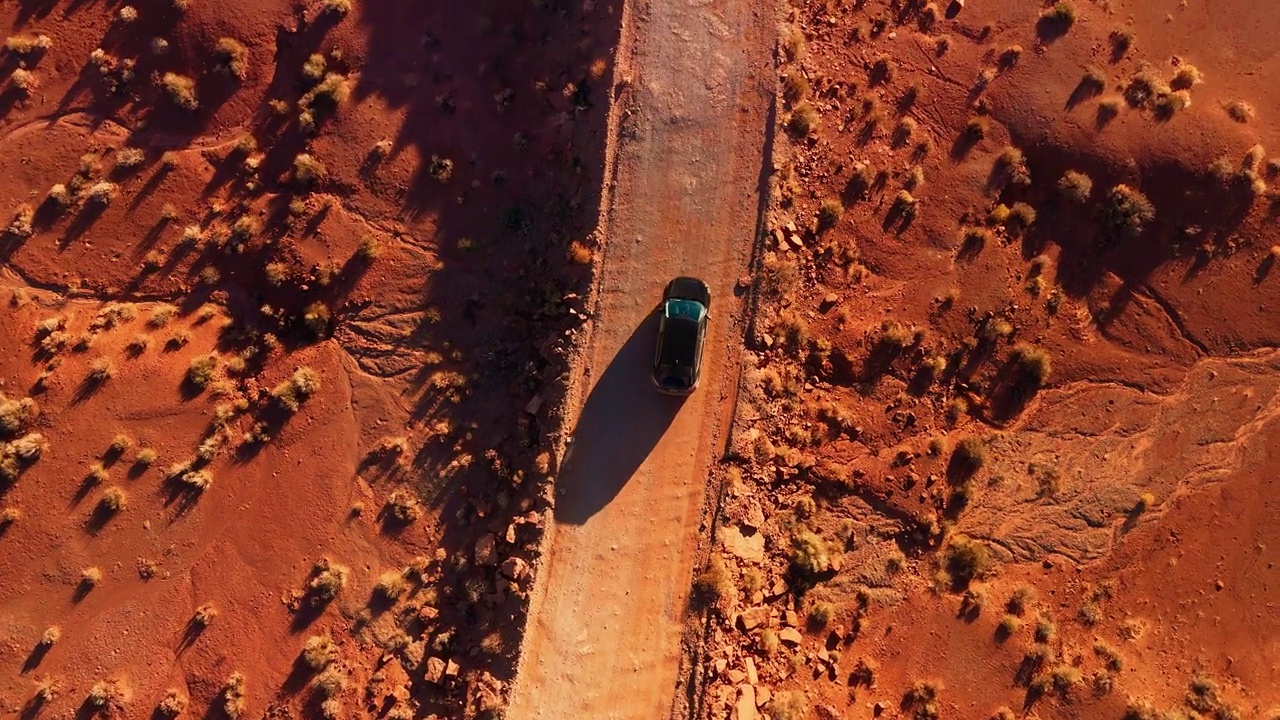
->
[506,1,774,718]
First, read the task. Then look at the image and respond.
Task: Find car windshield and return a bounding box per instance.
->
[665,298,705,321]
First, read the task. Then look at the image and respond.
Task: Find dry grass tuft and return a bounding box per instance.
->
[301,635,340,670]
[1102,184,1155,237]
[221,672,246,718]
[374,570,411,601]
[213,38,248,80]
[160,73,198,110]
[1058,170,1093,202]
[1170,64,1202,90]
[1225,100,1254,123]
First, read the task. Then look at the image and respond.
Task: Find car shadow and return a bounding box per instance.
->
[553,311,686,525]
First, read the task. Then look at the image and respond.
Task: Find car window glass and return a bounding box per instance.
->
[665,299,705,321]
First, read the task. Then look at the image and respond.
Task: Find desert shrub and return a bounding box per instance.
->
[999,45,1022,70]
[160,73,198,110]
[817,197,843,230]
[5,34,52,55]
[780,24,804,61]
[1110,28,1134,56]
[1058,170,1093,202]
[787,102,818,137]
[1007,584,1035,615]
[300,72,350,119]
[222,673,246,718]
[0,507,20,524]
[1124,70,1170,109]
[81,566,103,586]
[808,601,834,628]
[427,154,454,182]
[1049,665,1082,693]
[950,437,987,477]
[156,689,187,717]
[789,530,829,590]
[1225,100,1254,123]
[1101,184,1155,237]
[88,358,116,382]
[385,488,423,523]
[1012,344,1052,386]
[301,302,330,338]
[100,486,127,512]
[782,69,809,103]
[320,0,351,16]
[193,601,217,626]
[693,554,732,605]
[870,54,896,85]
[46,183,71,207]
[893,117,917,148]
[940,535,990,588]
[115,148,145,169]
[767,691,809,720]
[87,679,122,707]
[272,367,320,412]
[1094,641,1124,671]
[357,235,381,260]
[213,38,248,80]
[1154,89,1192,117]
[1039,1,1076,32]
[85,182,118,204]
[117,5,137,21]
[1006,202,1037,233]
[993,146,1031,186]
[1098,96,1124,122]
[1034,615,1057,642]
[187,354,218,389]
[40,625,60,645]
[312,666,347,698]
[998,614,1022,636]
[301,635,339,670]
[963,116,988,141]
[292,153,327,186]
[1171,64,1202,90]
[903,681,941,718]
[308,560,348,602]
[374,570,411,601]
[0,392,38,434]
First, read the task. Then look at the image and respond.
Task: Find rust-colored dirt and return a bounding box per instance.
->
[0,1,618,718]
[692,0,1280,719]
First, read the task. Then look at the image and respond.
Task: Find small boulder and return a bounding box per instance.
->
[424,657,446,685]
[733,685,757,720]
[737,606,769,632]
[474,533,498,566]
[779,627,803,646]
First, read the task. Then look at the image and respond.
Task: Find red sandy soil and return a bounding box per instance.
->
[0,1,618,718]
[693,0,1280,719]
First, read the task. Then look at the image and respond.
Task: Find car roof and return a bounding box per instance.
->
[658,314,700,368]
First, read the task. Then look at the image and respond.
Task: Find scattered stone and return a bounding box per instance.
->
[769,579,787,598]
[756,686,771,707]
[738,606,769,632]
[444,659,460,680]
[474,534,498,566]
[424,657,446,685]
[714,658,728,676]
[726,669,747,684]
[733,685,757,720]
[819,293,839,313]
[779,627,803,646]
[523,394,544,416]
[500,556,530,582]
[722,525,765,562]
[873,700,887,716]
[745,657,758,685]
[783,610,798,627]
[743,502,765,530]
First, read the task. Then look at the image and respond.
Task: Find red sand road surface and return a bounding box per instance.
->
[507,0,775,717]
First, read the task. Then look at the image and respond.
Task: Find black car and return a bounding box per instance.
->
[652,277,711,395]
